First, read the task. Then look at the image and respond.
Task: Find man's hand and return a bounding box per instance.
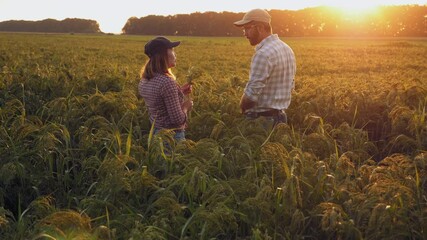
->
[240,94,256,114]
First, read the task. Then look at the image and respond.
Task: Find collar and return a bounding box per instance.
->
[255,34,278,51]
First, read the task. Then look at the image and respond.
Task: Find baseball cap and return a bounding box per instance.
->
[144,36,180,57]
[234,8,271,27]
[233,9,271,27]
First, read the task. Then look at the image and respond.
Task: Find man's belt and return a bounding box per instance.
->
[247,109,281,118]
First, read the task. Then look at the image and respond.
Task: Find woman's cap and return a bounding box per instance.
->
[233,9,271,27]
[144,36,180,57]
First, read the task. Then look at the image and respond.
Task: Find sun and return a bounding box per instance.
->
[327,2,381,16]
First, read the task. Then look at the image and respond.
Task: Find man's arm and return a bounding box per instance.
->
[240,94,256,113]
[243,51,270,112]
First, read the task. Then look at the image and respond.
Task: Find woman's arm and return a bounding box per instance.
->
[162,80,188,127]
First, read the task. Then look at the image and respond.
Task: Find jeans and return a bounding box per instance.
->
[173,130,186,141]
[154,128,186,141]
[245,110,287,129]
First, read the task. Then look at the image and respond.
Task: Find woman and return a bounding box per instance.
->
[138,36,193,141]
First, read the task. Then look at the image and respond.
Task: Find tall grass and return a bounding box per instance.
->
[0,33,426,239]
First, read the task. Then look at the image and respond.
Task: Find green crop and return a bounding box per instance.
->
[0,32,426,239]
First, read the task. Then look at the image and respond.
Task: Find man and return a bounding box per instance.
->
[234,9,296,126]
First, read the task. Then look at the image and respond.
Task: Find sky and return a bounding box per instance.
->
[0,0,426,33]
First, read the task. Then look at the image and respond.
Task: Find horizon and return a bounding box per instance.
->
[1,0,426,33]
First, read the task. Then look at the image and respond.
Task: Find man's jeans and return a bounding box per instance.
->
[245,110,287,129]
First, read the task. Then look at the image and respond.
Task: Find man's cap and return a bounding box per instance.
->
[233,9,271,27]
[144,36,180,57]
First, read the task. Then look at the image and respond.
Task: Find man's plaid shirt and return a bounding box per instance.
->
[138,73,186,129]
[245,34,296,113]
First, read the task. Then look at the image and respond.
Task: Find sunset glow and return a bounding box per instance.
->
[328,2,381,11]
[0,0,425,33]
[328,3,381,20]
[327,2,384,19]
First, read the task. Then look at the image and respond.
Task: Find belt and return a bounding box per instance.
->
[247,109,281,118]
[258,109,280,117]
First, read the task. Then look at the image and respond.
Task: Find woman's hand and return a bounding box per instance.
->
[181,99,193,113]
[181,83,192,95]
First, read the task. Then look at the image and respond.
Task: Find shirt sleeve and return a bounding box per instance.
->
[161,80,186,128]
[244,51,271,102]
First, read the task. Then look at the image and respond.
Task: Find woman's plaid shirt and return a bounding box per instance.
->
[245,34,296,113]
[138,74,186,129]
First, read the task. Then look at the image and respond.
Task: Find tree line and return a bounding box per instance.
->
[0,5,425,36]
[122,5,427,37]
[0,18,101,33]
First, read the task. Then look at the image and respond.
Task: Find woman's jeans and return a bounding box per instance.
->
[172,130,185,141]
[154,128,186,141]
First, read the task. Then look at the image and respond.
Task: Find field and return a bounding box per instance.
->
[0,33,426,239]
